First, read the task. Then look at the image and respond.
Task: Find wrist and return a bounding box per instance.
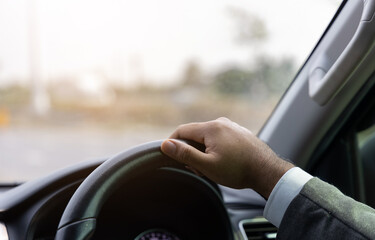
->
[255,157,294,199]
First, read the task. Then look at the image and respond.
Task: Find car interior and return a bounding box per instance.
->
[1,0,375,239]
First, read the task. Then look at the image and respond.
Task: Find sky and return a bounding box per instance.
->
[0,0,341,88]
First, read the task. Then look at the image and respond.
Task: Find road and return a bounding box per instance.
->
[0,125,173,183]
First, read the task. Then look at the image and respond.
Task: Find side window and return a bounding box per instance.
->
[309,130,360,201]
[356,113,375,208]
[309,85,375,208]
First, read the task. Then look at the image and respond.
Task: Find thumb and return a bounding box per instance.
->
[161,139,207,167]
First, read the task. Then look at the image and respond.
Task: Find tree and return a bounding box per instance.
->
[254,56,296,93]
[214,68,254,95]
[227,7,268,47]
[223,7,297,96]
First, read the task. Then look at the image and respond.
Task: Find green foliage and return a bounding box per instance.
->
[213,57,296,97]
[214,68,254,95]
[219,6,296,97]
[254,56,296,93]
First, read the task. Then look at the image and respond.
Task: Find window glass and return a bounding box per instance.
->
[0,0,341,182]
[310,84,375,205]
[357,123,375,208]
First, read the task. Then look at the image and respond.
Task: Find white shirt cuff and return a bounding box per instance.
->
[263,167,313,227]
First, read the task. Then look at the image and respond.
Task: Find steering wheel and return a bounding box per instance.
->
[55,140,233,240]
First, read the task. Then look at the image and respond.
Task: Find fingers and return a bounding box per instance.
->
[169,122,206,144]
[161,139,208,168]
[169,118,229,143]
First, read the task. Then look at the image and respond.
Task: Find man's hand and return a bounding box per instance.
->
[161,117,294,198]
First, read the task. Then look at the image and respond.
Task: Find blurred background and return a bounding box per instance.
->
[0,0,341,182]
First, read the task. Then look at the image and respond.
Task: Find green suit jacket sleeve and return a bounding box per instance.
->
[277,178,375,240]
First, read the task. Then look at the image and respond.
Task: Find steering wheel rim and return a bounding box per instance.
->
[55,140,233,240]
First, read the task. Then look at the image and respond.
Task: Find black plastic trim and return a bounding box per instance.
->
[0,159,105,217]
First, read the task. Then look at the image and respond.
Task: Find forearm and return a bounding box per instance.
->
[265,169,375,239]
[277,177,375,239]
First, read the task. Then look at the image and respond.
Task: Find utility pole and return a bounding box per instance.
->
[28,0,50,116]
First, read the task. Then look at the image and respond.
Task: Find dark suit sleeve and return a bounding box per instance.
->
[276,178,375,240]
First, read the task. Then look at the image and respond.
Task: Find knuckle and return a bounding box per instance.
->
[176,124,186,132]
[176,123,192,133]
[217,117,229,122]
[209,118,227,131]
[172,124,188,138]
[210,119,222,128]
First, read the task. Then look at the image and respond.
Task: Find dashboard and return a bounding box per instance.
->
[0,146,271,240]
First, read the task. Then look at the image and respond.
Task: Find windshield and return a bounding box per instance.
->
[0,0,341,183]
